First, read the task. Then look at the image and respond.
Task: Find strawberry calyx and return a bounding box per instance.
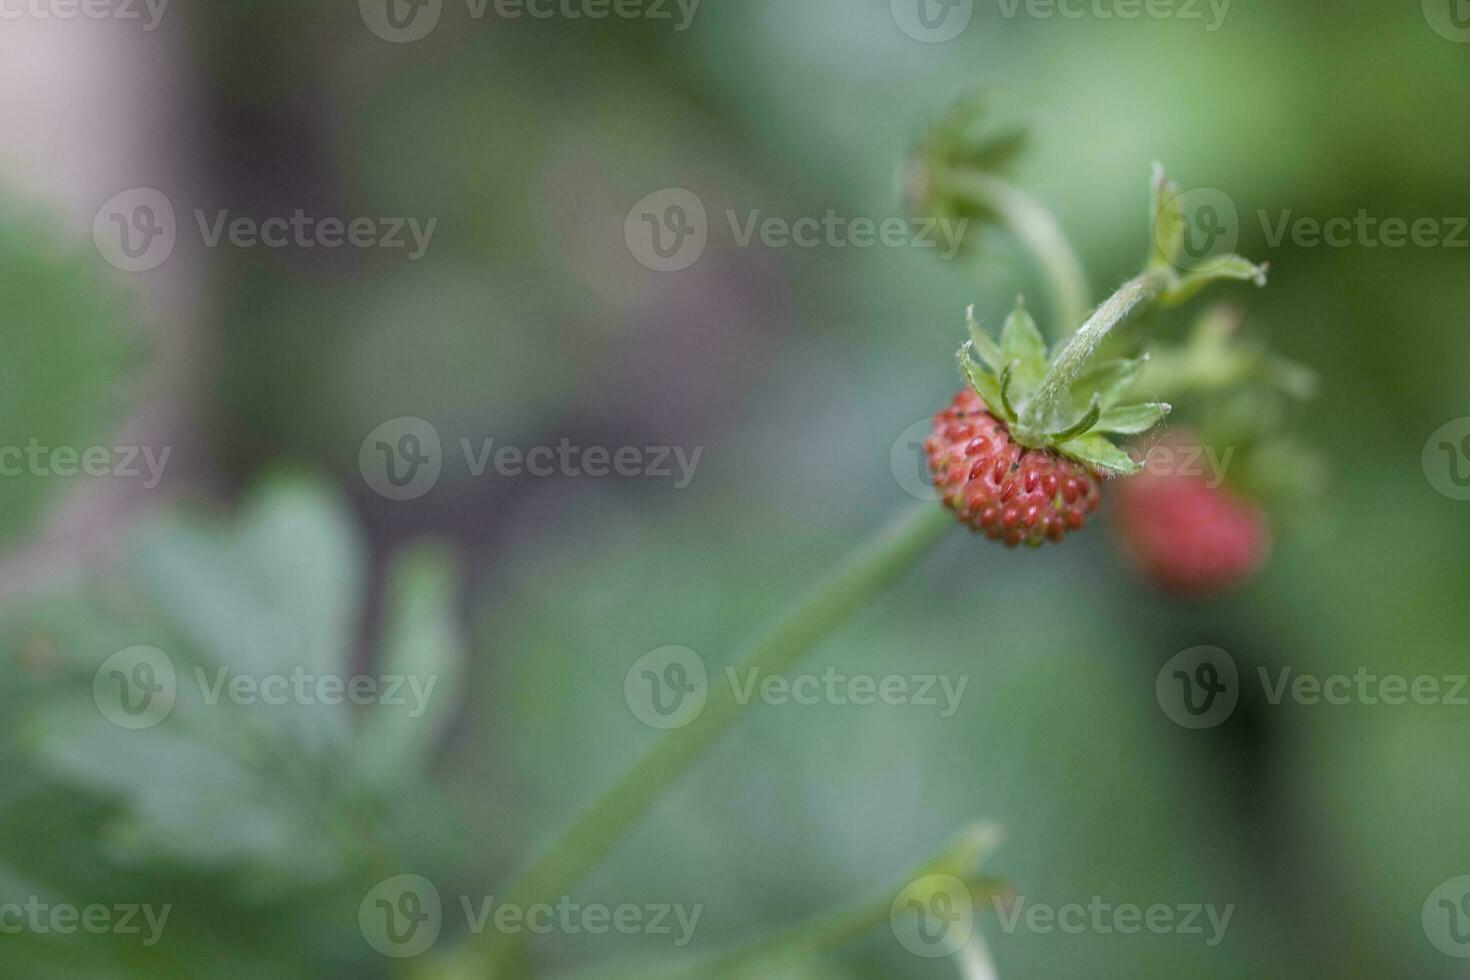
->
[956,297,1168,477]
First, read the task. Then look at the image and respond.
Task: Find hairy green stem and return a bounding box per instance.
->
[944,172,1092,337]
[476,502,955,975]
[1017,267,1172,437]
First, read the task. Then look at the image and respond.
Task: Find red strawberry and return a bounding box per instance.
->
[1111,439,1270,595]
[925,389,1102,547]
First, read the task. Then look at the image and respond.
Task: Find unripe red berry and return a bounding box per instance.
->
[1111,437,1270,595]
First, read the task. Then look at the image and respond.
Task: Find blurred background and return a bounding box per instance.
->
[2,0,1470,977]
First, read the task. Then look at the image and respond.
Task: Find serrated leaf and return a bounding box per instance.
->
[966,305,1004,372]
[1057,434,1141,476]
[956,344,1005,418]
[1095,402,1170,435]
[999,297,1048,390]
[1161,255,1268,307]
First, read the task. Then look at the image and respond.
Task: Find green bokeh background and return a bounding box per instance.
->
[3,1,1469,977]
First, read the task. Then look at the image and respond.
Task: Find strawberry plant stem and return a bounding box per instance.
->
[1017,267,1172,437]
[943,172,1092,336]
[477,501,955,975]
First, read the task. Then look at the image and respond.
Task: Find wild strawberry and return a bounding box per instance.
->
[1111,434,1270,595]
[925,389,1101,546]
[926,300,1170,547]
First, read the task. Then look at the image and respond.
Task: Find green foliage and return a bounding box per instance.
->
[0,477,466,978]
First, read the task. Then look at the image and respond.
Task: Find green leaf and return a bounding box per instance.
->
[965,304,1004,372]
[1095,401,1170,435]
[1057,434,1141,476]
[1160,255,1268,307]
[354,542,464,787]
[999,296,1048,389]
[956,344,1004,418]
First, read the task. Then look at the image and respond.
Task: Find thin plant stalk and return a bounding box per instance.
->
[475,501,956,974]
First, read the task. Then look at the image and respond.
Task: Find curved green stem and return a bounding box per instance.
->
[1017,267,1172,437]
[475,502,955,975]
[944,173,1092,337]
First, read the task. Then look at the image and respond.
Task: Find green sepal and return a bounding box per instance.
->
[1048,394,1102,441]
[1148,163,1185,272]
[956,342,1005,418]
[1056,433,1142,476]
[1095,401,1170,435]
[966,304,1004,372]
[1160,256,1269,307]
[999,295,1048,391]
